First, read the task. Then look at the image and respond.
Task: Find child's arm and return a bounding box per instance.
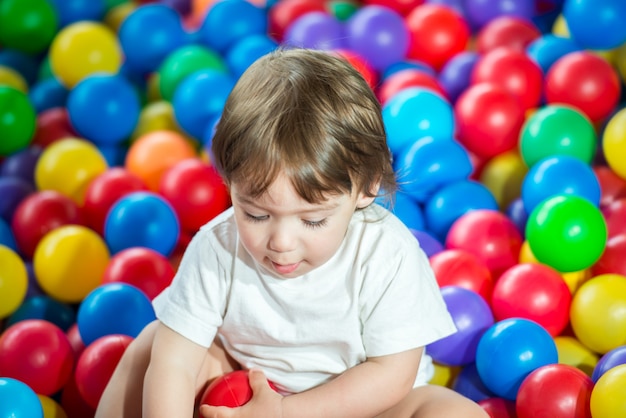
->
[200,347,423,418]
[143,322,210,418]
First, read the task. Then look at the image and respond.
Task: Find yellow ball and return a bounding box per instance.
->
[518,240,537,264]
[602,108,626,181]
[0,65,28,92]
[49,21,122,88]
[429,362,460,388]
[590,364,626,418]
[104,2,137,33]
[479,150,527,210]
[552,14,570,37]
[38,395,68,418]
[0,245,28,318]
[570,274,626,354]
[554,335,599,377]
[33,225,110,303]
[35,138,108,205]
[131,101,181,141]
[562,269,591,295]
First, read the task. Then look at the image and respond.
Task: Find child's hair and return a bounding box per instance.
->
[211,47,397,204]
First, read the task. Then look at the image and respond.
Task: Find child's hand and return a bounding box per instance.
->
[199,369,284,418]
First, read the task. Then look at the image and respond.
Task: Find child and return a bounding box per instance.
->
[95,48,488,418]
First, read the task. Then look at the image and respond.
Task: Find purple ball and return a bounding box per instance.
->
[284,12,347,51]
[437,51,479,103]
[464,0,536,30]
[427,286,495,366]
[592,345,626,383]
[0,146,42,186]
[346,5,409,72]
[0,177,34,223]
[411,229,444,258]
[452,363,495,402]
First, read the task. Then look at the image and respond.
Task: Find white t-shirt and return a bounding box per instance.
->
[153,204,456,394]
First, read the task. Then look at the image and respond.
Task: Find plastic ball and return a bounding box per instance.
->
[0,0,57,54]
[0,319,74,396]
[0,145,42,185]
[427,286,494,366]
[198,0,267,53]
[378,192,425,231]
[591,234,626,277]
[437,51,479,103]
[31,107,78,148]
[471,48,542,111]
[34,225,110,303]
[452,363,495,403]
[592,345,626,383]
[603,107,626,181]
[521,155,601,215]
[378,68,447,106]
[66,73,141,145]
[131,101,184,140]
[555,336,599,378]
[11,190,83,259]
[424,179,498,242]
[545,51,621,124]
[0,176,34,223]
[475,318,558,400]
[516,363,593,418]
[104,191,180,256]
[333,49,378,89]
[446,209,523,280]
[49,21,122,88]
[519,105,597,168]
[225,34,278,78]
[0,86,36,156]
[82,167,148,236]
[47,0,106,26]
[346,5,409,72]
[526,33,580,74]
[283,11,347,51]
[0,245,28,318]
[411,229,443,258]
[491,263,571,336]
[0,377,43,418]
[477,397,517,418]
[594,166,626,209]
[7,295,76,332]
[570,274,626,354]
[454,82,525,159]
[118,4,188,75]
[38,395,68,418]
[479,151,527,211]
[0,65,28,92]
[157,44,227,102]
[405,4,470,71]
[429,249,493,303]
[563,0,626,50]
[475,16,541,53]
[74,334,133,409]
[464,0,535,30]
[201,370,278,407]
[0,218,17,252]
[125,130,198,192]
[268,0,327,42]
[35,138,109,205]
[102,247,175,300]
[394,136,472,202]
[172,69,235,140]
[159,159,230,233]
[525,195,607,273]
[28,76,69,114]
[590,363,626,418]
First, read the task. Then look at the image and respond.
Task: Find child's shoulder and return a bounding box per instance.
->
[354,204,421,254]
[194,206,238,251]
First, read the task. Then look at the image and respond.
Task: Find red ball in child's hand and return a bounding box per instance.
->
[200,370,277,408]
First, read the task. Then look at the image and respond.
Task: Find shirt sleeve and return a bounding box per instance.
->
[152,227,232,348]
[359,231,457,358]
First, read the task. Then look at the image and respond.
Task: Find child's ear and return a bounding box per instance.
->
[356,180,380,209]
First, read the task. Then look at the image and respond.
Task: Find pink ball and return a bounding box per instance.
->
[429,249,493,304]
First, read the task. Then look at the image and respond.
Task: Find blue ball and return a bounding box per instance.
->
[424,179,498,242]
[382,87,455,156]
[476,318,558,400]
[77,283,156,346]
[67,74,141,145]
[47,0,106,27]
[521,155,601,214]
[0,377,43,418]
[389,192,425,231]
[437,51,479,103]
[119,4,189,75]
[0,49,40,86]
[173,69,235,140]
[563,0,626,49]
[0,217,17,252]
[526,34,580,74]
[452,363,495,403]
[28,77,68,113]
[7,295,76,332]
[104,191,180,256]
[226,34,278,78]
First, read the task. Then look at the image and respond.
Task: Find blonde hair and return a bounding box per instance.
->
[211,47,396,203]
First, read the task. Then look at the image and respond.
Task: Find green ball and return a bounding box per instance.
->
[519,105,597,168]
[328,1,359,21]
[0,86,36,156]
[0,0,58,54]
[158,45,227,102]
[526,194,607,273]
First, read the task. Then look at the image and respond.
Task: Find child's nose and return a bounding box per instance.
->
[268,223,296,252]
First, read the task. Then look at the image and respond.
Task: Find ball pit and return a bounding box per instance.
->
[1,0,625,415]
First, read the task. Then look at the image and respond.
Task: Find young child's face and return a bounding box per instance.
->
[230,173,374,278]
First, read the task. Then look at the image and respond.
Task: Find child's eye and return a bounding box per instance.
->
[303,218,328,229]
[245,213,268,223]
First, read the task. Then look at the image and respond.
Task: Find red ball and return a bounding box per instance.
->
[545,51,621,123]
[478,397,517,418]
[405,4,470,71]
[61,372,97,418]
[601,197,626,238]
[0,319,75,396]
[11,190,84,259]
[102,247,175,300]
[445,209,523,280]
[362,0,424,16]
[516,364,593,418]
[378,68,447,105]
[31,107,78,148]
[74,334,133,409]
[429,249,493,303]
[66,323,86,359]
[82,167,148,235]
[491,263,572,336]
[334,49,378,90]
[476,16,541,54]
[591,233,626,277]
[201,370,279,408]
[159,159,230,234]
[594,166,626,209]
[454,82,526,159]
[471,48,543,111]
[268,0,326,42]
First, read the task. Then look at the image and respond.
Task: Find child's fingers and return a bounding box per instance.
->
[247,368,269,392]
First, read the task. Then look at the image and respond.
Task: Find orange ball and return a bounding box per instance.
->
[125,130,198,191]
